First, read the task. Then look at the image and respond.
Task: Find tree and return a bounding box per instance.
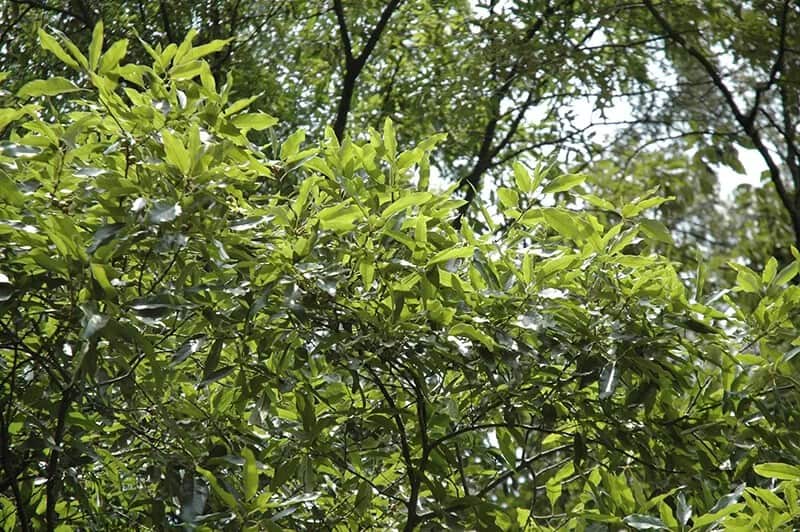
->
[1,25,800,531]
[618,0,800,253]
[0,1,684,227]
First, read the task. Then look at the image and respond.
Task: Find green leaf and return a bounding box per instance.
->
[497,187,519,209]
[542,173,585,194]
[183,38,232,62]
[640,219,673,244]
[90,263,115,296]
[598,362,619,399]
[38,28,80,70]
[0,175,24,206]
[242,448,259,500]
[89,21,104,71]
[542,208,581,239]
[622,196,671,218]
[762,257,778,284]
[318,204,363,234]
[449,322,496,349]
[581,193,616,211]
[172,335,207,366]
[18,77,81,98]
[623,514,667,530]
[281,129,306,158]
[148,201,182,224]
[224,95,260,117]
[196,466,239,509]
[202,338,223,379]
[513,161,532,193]
[80,305,109,340]
[676,493,692,526]
[774,261,799,286]
[383,117,397,160]
[497,429,516,466]
[98,39,128,73]
[382,192,433,220]
[51,28,89,69]
[174,29,198,63]
[753,462,800,481]
[170,60,205,80]
[691,503,745,527]
[233,112,278,131]
[426,246,474,267]
[197,365,235,388]
[729,262,762,293]
[162,130,191,174]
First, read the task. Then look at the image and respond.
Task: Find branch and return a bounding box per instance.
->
[745,0,790,128]
[159,0,176,43]
[7,0,91,25]
[364,365,421,528]
[643,0,797,226]
[45,387,74,531]
[332,0,354,65]
[332,0,405,139]
[355,0,404,69]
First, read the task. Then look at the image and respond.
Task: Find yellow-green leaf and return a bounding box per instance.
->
[542,208,581,239]
[497,187,519,209]
[753,462,800,481]
[242,448,259,500]
[224,95,260,117]
[233,112,278,131]
[99,39,128,73]
[383,117,397,160]
[18,77,81,98]
[449,322,496,349]
[382,192,433,220]
[774,261,799,286]
[183,38,231,62]
[513,162,532,193]
[162,130,191,174]
[427,246,474,267]
[762,257,778,284]
[89,21,104,71]
[729,262,761,293]
[542,173,585,194]
[38,29,80,70]
[170,60,205,80]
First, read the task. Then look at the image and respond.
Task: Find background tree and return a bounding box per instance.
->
[619,0,800,257]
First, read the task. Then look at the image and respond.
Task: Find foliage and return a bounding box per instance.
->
[1,25,800,531]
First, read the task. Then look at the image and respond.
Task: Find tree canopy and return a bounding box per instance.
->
[1,4,800,531]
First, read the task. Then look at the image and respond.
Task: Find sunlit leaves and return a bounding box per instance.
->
[753,463,800,481]
[162,129,191,174]
[232,112,278,131]
[729,261,762,293]
[1,22,799,532]
[542,173,586,194]
[37,28,81,70]
[17,77,81,98]
[89,21,104,71]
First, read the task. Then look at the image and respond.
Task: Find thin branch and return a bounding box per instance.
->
[744,0,790,128]
[332,0,405,139]
[332,0,354,64]
[45,386,75,531]
[7,0,90,25]
[159,0,176,43]
[642,0,797,230]
[365,364,420,529]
